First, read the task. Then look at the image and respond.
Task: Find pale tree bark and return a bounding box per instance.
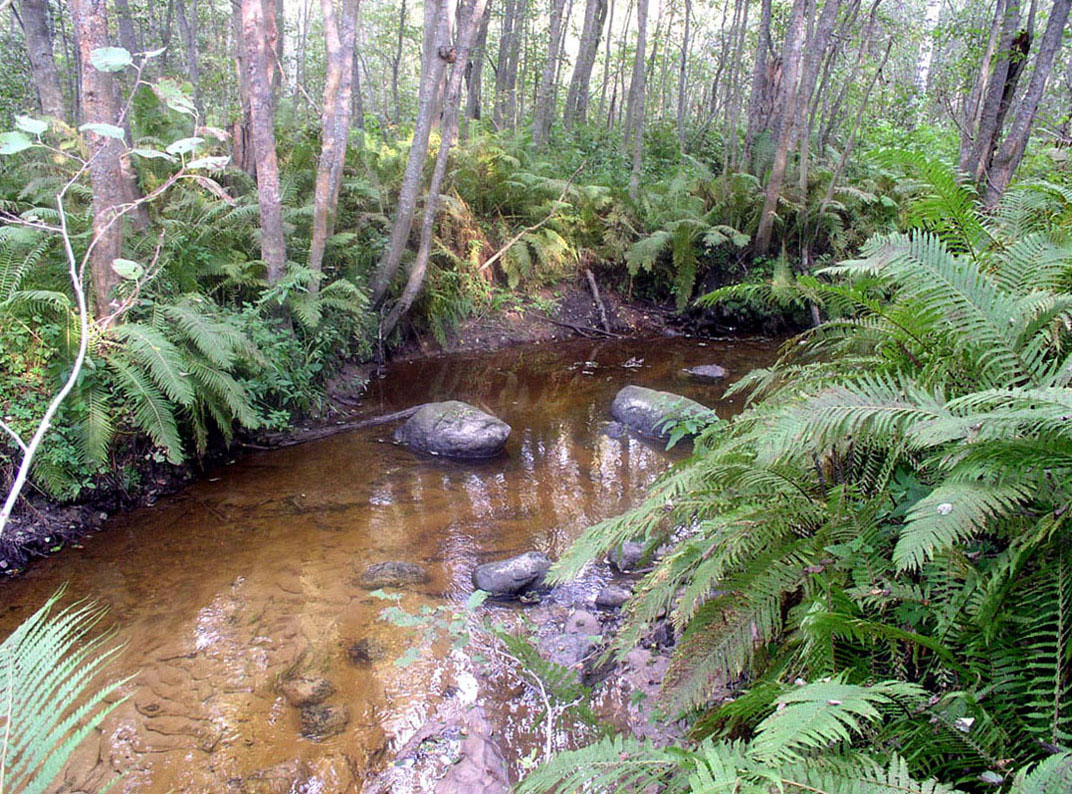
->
[308,0,360,289]
[71,0,125,317]
[795,0,842,191]
[532,0,568,145]
[462,4,491,137]
[598,0,614,121]
[984,0,1072,204]
[724,0,751,171]
[743,0,774,171]
[370,0,452,305]
[753,0,807,255]
[381,0,490,338]
[819,0,880,154]
[676,0,691,147]
[564,0,608,128]
[232,0,256,175]
[176,0,205,117]
[493,0,522,129]
[20,0,67,120]
[241,0,287,284]
[391,0,406,124]
[958,0,1006,167]
[627,0,647,200]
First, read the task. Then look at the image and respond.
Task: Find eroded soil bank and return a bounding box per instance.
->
[0,330,780,793]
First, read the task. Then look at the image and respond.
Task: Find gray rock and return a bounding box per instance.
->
[595,584,631,608]
[472,551,552,596]
[280,676,335,708]
[300,703,350,741]
[611,385,715,439]
[394,401,511,458]
[685,364,728,380]
[356,561,428,589]
[608,540,647,572]
[546,609,602,670]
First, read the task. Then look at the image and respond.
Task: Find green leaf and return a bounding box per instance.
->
[130,148,176,162]
[466,590,491,610]
[0,131,34,154]
[111,258,144,280]
[165,137,204,156]
[152,78,197,115]
[89,46,132,72]
[185,156,230,171]
[15,116,48,135]
[79,123,126,141]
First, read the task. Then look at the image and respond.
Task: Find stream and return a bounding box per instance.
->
[0,335,779,793]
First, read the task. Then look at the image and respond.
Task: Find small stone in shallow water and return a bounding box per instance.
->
[684,364,728,380]
[280,676,335,708]
[345,637,389,665]
[595,584,631,609]
[608,541,647,572]
[300,703,350,741]
[355,560,429,589]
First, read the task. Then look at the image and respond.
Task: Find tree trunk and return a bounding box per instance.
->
[963,0,1023,183]
[308,0,360,288]
[564,0,608,128]
[176,0,205,117]
[985,0,1072,204]
[241,0,287,284]
[391,0,407,125]
[20,0,67,120]
[743,0,774,172]
[381,0,490,338]
[753,0,808,255]
[676,0,691,147]
[113,0,141,56]
[794,0,842,191]
[71,0,126,317]
[627,0,647,200]
[532,0,568,145]
[462,3,491,137]
[369,0,452,305]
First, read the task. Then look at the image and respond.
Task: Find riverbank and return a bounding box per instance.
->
[1,279,753,576]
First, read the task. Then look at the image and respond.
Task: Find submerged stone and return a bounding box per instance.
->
[300,703,350,741]
[356,561,428,589]
[608,540,647,572]
[684,364,728,380]
[346,637,389,665]
[394,401,511,458]
[595,583,632,608]
[280,676,335,708]
[611,385,715,439]
[472,551,552,596]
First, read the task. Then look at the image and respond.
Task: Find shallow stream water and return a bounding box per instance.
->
[0,335,779,793]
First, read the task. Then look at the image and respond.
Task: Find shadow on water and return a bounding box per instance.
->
[0,335,780,793]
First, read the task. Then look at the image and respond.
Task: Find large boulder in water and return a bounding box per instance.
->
[394,401,511,459]
[472,551,552,596]
[611,385,715,439]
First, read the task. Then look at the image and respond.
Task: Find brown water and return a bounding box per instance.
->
[0,335,778,793]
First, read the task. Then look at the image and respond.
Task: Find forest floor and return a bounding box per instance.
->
[0,280,699,576]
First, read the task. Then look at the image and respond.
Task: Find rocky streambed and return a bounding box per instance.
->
[0,335,779,793]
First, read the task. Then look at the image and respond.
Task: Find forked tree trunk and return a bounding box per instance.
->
[380,0,490,338]
[20,0,67,120]
[984,0,1072,204]
[533,0,568,145]
[564,0,608,128]
[71,0,126,317]
[753,0,807,255]
[369,0,452,305]
[241,0,287,284]
[308,0,360,289]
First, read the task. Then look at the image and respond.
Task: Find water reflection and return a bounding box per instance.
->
[0,335,779,792]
